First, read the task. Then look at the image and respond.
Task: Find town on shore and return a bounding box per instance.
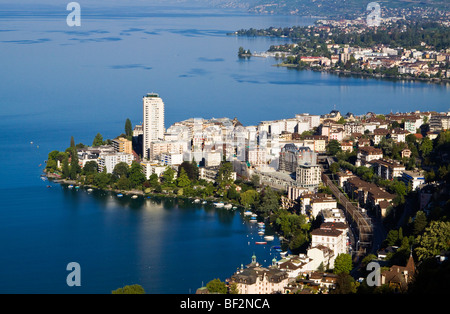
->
[234,15,450,83]
[44,92,450,294]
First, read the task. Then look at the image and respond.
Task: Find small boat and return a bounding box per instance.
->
[117,193,123,198]
[213,202,224,208]
[131,195,138,199]
[202,201,207,204]
[68,185,74,189]
[255,242,267,245]
[232,206,237,209]
[87,188,93,192]
[244,211,253,216]
[264,235,274,241]
[258,231,265,236]
[224,204,233,209]
[75,186,80,189]
[193,199,200,203]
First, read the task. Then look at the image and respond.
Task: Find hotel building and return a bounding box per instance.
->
[143,93,165,159]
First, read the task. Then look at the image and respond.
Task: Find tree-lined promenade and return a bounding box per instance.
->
[45,131,314,256]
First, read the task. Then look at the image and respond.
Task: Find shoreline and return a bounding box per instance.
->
[274,63,450,84]
[45,171,246,209]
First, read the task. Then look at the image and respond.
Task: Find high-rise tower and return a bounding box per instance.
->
[143,93,165,159]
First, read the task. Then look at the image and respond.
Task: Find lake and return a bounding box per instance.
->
[0,3,448,293]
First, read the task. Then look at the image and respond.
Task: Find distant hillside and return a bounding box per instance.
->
[212,0,449,17]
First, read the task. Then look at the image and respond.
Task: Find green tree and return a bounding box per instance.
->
[385,229,399,247]
[125,118,132,138]
[327,140,342,156]
[226,185,239,201]
[112,162,129,179]
[419,137,433,157]
[162,166,176,187]
[251,174,260,187]
[83,161,98,175]
[176,167,191,188]
[206,278,227,294]
[70,136,75,148]
[94,170,111,189]
[112,284,145,294]
[216,160,234,188]
[92,133,104,147]
[329,162,340,174]
[116,176,131,190]
[415,221,450,261]
[191,158,199,182]
[62,154,70,179]
[257,187,279,216]
[229,282,239,294]
[413,211,427,236]
[148,173,159,187]
[333,253,353,275]
[69,148,81,180]
[128,161,146,188]
[178,161,195,181]
[239,189,259,208]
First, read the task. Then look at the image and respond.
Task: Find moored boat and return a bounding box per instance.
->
[264,235,274,241]
[255,242,267,245]
[213,202,224,208]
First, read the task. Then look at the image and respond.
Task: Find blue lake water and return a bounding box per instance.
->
[0,3,448,293]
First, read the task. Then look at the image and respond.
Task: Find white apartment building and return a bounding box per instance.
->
[204,151,222,167]
[356,146,383,166]
[149,140,189,160]
[140,161,167,180]
[97,152,134,173]
[311,227,346,268]
[309,197,338,218]
[247,147,268,168]
[160,152,183,166]
[143,93,165,159]
[296,163,321,190]
[295,113,321,129]
[322,208,346,223]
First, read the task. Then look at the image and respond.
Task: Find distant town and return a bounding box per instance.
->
[44,91,450,294]
[233,16,450,83]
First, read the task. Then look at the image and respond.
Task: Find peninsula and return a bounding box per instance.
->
[44,95,450,294]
